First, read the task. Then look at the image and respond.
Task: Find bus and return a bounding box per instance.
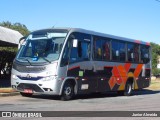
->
[11,28,151,100]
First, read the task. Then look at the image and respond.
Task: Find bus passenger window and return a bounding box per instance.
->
[119,42,125,61]
[127,43,134,62]
[141,45,150,63]
[134,45,139,62]
[93,36,110,61]
[94,39,102,60]
[127,43,139,63]
[105,42,110,60]
[112,41,125,61]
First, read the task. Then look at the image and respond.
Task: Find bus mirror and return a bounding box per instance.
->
[19,36,26,43]
[18,36,27,49]
[73,39,78,47]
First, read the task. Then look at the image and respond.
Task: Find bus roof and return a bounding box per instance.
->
[31,27,150,46]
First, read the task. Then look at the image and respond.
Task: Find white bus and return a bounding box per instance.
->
[11,28,151,100]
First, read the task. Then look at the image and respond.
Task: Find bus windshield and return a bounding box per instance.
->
[16,31,68,63]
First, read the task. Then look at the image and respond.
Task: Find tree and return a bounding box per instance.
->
[150,42,160,76]
[0,21,30,36]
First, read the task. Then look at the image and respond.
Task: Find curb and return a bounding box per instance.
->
[0,92,20,97]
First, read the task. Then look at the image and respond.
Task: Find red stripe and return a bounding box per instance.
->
[104,66,113,68]
[68,66,80,71]
[145,68,151,70]
[134,40,141,44]
[146,42,150,46]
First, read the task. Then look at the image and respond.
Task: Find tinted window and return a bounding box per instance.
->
[112,40,125,61]
[141,45,150,63]
[127,43,139,62]
[93,36,110,61]
[69,32,91,63]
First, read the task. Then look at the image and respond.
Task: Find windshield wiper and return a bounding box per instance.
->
[25,58,32,66]
[41,57,51,63]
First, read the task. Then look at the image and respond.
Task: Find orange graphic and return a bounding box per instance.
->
[134,64,143,78]
[108,63,143,90]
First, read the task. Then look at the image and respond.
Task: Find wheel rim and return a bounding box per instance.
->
[64,87,72,96]
[127,84,131,94]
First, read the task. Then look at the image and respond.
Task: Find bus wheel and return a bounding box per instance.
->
[124,81,133,96]
[20,92,33,97]
[61,81,74,101]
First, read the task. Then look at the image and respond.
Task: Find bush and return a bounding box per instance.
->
[152,68,160,77]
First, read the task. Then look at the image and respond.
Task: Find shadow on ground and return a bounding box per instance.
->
[27,89,160,101]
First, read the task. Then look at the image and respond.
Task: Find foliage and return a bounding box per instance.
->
[0,21,29,79]
[0,21,30,36]
[0,47,18,52]
[150,42,160,76]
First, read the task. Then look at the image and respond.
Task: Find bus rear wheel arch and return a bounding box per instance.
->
[124,78,134,96]
[118,78,134,96]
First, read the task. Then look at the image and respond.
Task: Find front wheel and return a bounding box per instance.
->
[61,82,74,101]
[124,81,133,96]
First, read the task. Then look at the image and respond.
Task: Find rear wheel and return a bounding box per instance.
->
[124,81,133,96]
[20,92,33,97]
[61,82,74,101]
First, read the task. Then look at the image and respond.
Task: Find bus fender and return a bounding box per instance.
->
[59,77,78,95]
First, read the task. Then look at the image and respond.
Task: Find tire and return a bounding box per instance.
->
[61,82,74,101]
[124,81,133,96]
[20,92,33,97]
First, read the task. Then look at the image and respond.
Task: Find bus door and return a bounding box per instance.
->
[67,32,96,93]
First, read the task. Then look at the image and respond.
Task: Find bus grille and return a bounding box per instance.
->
[13,63,46,73]
[17,83,44,92]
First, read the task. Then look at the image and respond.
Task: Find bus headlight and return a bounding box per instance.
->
[42,76,55,81]
[12,74,18,80]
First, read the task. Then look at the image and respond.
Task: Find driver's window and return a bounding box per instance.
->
[69,32,91,63]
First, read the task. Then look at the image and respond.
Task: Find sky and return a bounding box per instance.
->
[0,0,160,44]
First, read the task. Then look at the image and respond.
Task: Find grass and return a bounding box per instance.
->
[148,78,160,90]
[0,88,16,93]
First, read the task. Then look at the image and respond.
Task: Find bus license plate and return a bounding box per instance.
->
[24,89,33,93]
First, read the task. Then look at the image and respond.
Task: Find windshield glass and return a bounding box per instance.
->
[16,30,68,63]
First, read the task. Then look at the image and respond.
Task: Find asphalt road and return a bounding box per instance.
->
[0,89,160,120]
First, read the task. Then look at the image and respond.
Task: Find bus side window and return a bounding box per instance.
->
[141,45,150,63]
[69,32,91,63]
[127,43,134,62]
[94,39,102,60]
[104,42,110,60]
[93,36,110,61]
[134,45,139,62]
[112,40,125,61]
[112,41,119,61]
